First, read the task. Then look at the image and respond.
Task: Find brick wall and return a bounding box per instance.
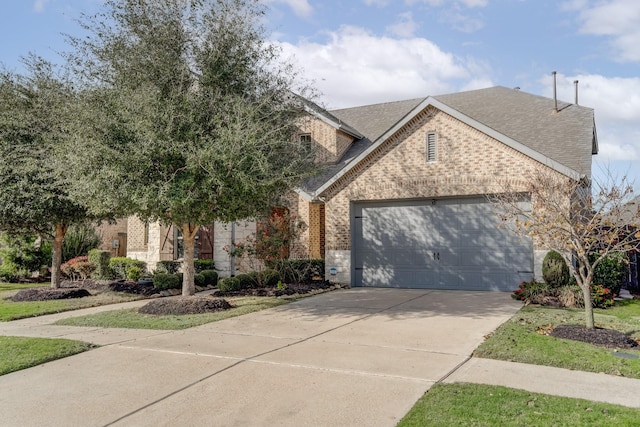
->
[95,218,128,257]
[298,117,354,164]
[321,107,568,284]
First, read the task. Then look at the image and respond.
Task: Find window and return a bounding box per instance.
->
[173,227,199,260]
[299,133,312,145]
[426,132,437,162]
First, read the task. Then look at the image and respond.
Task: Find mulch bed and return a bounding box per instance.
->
[10,288,92,302]
[550,324,639,349]
[216,281,338,297]
[139,296,233,316]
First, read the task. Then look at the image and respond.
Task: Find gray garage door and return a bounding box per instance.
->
[352,197,533,291]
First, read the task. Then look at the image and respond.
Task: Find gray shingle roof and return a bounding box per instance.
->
[331,97,426,142]
[300,86,597,198]
[433,86,597,177]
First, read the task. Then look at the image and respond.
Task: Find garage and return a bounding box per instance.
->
[352,197,533,291]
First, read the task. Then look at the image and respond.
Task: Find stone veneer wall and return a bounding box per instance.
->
[321,107,568,285]
[213,221,257,277]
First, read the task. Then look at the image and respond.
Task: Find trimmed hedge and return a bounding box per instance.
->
[194,259,214,273]
[110,257,147,280]
[194,273,206,287]
[200,269,218,286]
[218,276,241,292]
[542,250,570,288]
[153,273,181,290]
[88,249,111,279]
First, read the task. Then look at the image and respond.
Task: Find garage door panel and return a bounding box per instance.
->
[353,197,532,291]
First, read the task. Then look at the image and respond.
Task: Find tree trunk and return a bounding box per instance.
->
[582,284,595,329]
[181,223,199,296]
[50,223,68,288]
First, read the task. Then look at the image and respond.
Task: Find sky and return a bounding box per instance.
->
[1,0,639,189]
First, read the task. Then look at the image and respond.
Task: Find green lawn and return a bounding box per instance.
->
[0,336,94,376]
[0,282,147,321]
[474,300,640,378]
[398,383,640,427]
[54,296,288,329]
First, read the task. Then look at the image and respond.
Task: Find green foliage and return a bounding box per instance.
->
[542,250,570,288]
[88,249,111,279]
[194,273,206,287]
[218,277,241,292]
[155,260,181,274]
[60,256,96,281]
[200,269,218,286]
[258,269,280,288]
[0,233,50,280]
[592,252,627,297]
[126,266,143,281]
[235,273,256,290]
[152,273,181,291]
[511,280,552,304]
[62,0,316,295]
[590,284,615,308]
[194,259,214,273]
[109,257,147,280]
[270,259,325,284]
[61,223,102,262]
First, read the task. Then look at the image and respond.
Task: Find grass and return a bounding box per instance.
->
[398,383,640,427]
[54,296,288,329]
[0,336,94,376]
[474,300,640,378]
[0,283,147,321]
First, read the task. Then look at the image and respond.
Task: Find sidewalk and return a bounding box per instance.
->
[444,357,640,408]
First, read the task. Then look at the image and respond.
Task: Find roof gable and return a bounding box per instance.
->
[299,86,598,200]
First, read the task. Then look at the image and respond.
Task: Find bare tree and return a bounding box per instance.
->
[491,168,640,329]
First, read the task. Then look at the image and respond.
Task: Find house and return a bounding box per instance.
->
[125,86,598,291]
[290,85,597,291]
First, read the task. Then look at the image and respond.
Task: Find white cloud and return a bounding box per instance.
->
[277,26,489,108]
[406,0,487,8]
[386,12,418,38]
[33,0,51,13]
[269,0,313,18]
[441,8,484,32]
[572,0,640,62]
[363,0,391,6]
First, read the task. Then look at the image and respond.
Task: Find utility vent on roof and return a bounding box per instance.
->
[426,132,437,162]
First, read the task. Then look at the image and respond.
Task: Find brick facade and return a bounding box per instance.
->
[95,218,128,258]
[308,107,566,284]
[297,117,355,164]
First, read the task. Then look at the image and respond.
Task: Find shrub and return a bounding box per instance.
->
[88,249,111,279]
[127,266,143,281]
[0,233,50,279]
[557,284,583,308]
[542,251,570,288]
[270,259,325,284]
[511,280,551,304]
[61,223,102,262]
[109,257,147,280]
[200,269,218,286]
[253,269,279,288]
[0,262,20,282]
[194,259,214,273]
[155,260,181,274]
[591,284,615,308]
[235,273,256,290]
[152,273,181,290]
[592,252,626,297]
[60,256,96,281]
[218,276,241,292]
[194,273,206,287]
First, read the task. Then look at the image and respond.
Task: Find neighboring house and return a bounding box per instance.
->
[125,86,598,290]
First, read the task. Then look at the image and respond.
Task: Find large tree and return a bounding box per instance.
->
[63,0,316,295]
[0,57,88,288]
[492,168,640,329]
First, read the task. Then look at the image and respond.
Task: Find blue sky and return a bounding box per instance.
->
[1,0,640,188]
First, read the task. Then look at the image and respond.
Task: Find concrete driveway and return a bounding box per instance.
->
[0,288,520,427]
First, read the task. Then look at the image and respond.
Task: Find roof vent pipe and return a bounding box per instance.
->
[574,80,579,105]
[552,71,558,112]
